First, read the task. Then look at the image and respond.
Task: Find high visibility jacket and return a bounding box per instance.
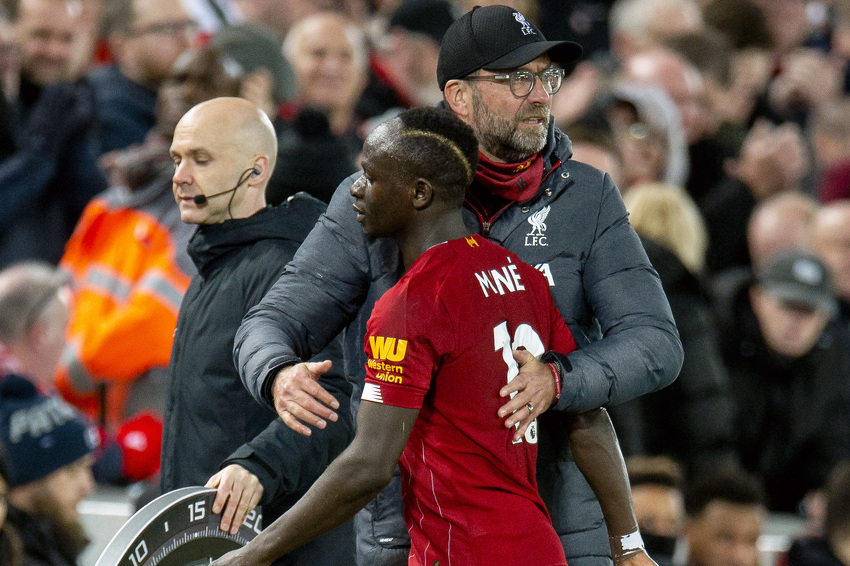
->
[56,174,196,428]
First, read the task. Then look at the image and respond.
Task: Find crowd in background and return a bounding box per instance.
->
[1,0,850,564]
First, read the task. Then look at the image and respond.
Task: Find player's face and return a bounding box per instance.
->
[466,55,553,163]
[350,124,411,238]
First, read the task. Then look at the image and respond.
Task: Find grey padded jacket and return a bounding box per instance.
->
[234,122,683,566]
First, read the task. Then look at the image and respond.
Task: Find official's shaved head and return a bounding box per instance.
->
[178,97,278,170]
[171,97,277,224]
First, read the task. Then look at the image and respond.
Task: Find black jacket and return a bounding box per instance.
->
[609,237,736,475]
[715,275,850,512]
[160,197,354,564]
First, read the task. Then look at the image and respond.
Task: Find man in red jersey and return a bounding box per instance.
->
[212,107,647,566]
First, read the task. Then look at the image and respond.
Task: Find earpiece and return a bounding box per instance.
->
[251,166,261,177]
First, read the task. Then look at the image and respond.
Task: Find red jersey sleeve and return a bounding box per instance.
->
[362,276,452,409]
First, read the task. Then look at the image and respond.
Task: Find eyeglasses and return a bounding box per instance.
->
[132,19,198,38]
[463,68,566,97]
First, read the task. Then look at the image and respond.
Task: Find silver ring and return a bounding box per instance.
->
[526,403,534,414]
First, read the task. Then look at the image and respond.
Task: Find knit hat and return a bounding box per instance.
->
[0,375,98,487]
[437,4,582,89]
[756,251,838,315]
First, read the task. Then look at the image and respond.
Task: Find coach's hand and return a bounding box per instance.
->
[272,361,339,436]
[498,349,556,442]
[206,464,263,535]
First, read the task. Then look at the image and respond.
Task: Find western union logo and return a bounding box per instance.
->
[369,336,407,361]
[367,359,404,384]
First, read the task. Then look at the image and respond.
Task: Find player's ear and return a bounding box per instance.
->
[410,178,433,210]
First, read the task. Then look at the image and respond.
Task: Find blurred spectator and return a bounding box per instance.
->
[814,200,850,324]
[626,455,686,566]
[621,48,719,197]
[701,119,810,274]
[272,11,366,202]
[55,47,243,431]
[786,460,850,566]
[282,12,369,142]
[753,0,813,57]
[701,0,773,127]
[358,0,457,125]
[810,100,850,203]
[210,22,296,117]
[0,262,98,565]
[1,380,96,566]
[0,262,71,389]
[208,22,355,205]
[713,251,850,513]
[231,0,329,40]
[740,0,844,129]
[682,466,766,566]
[664,30,750,202]
[0,449,22,566]
[603,81,689,190]
[747,191,818,272]
[537,0,614,60]
[610,183,736,474]
[608,0,703,65]
[0,0,107,268]
[0,261,160,486]
[67,0,104,79]
[89,0,197,154]
[567,111,625,189]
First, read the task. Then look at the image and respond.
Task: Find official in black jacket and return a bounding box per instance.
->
[161,97,354,564]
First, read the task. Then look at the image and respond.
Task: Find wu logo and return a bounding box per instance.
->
[513,12,536,35]
[525,205,550,246]
[369,336,408,362]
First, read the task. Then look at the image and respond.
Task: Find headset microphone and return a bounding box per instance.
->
[193,167,259,206]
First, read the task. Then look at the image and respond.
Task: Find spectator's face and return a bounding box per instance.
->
[124,0,196,86]
[155,50,241,138]
[632,484,684,538]
[464,55,554,163]
[684,501,764,566]
[286,15,366,115]
[350,122,410,238]
[750,286,832,358]
[35,293,71,384]
[40,455,95,522]
[814,206,850,302]
[14,0,75,85]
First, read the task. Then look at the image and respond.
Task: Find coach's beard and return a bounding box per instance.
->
[471,90,550,163]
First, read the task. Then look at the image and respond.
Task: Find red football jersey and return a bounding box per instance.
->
[363,234,576,566]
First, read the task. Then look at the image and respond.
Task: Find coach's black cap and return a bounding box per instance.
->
[437,4,583,90]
